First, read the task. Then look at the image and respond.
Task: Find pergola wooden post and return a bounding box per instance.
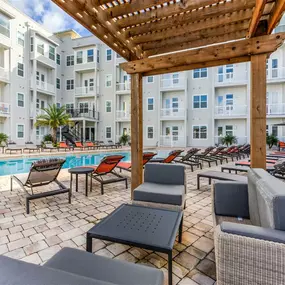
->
[52,0,285,196]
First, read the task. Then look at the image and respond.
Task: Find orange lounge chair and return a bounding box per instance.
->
[74,141,86,150]
[59,141,73,151]
[89,155,128,194]
[116,152,157,172]
[236,161,275,167]
[150,150,183,163]
[85,141,97,150]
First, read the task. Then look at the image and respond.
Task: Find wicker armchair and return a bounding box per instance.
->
[212,168,285,285]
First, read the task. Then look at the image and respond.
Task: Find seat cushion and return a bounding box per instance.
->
[45,248,163,285]
[133,182,185,206]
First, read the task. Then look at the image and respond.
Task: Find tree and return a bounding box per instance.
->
[266,134,278,149]
[0,133,8,146]
[221,134,237,147]
[35,104,71,143]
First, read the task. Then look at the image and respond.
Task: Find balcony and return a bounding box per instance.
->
[160,135,185,147]
[75,86,99,97]
[215,72,248,86]
[0,67,9,83]
[116,82,131,94]
[160,108,186,120]
[160,76,186,90]
[30,79,55,94]
[67,109,99,121]
[0,102,10,117]
[214,136,248,145]
[267,104,285,116]
[116,110,130,121]
[214,105,247,118]
[267,68,285,82]
[0,24,11,48]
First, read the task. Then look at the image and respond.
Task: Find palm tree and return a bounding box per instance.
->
[35,104,71,143]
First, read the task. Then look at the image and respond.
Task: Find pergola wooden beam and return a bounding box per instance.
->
[121,33,285,75]
[247,0,267,37]
[267,0,285,34]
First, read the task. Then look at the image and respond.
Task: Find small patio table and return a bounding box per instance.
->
[68,167,94,196]
[86,204,183,285]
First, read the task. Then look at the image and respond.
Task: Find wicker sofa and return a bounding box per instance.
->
[212,168,285,285]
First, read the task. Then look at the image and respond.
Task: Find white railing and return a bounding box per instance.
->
[160,135,185,147]
[216,72,247,84]
[267,103,285,115]
[0,102,10,116]
[0,23,10,38]
[267,68,285,80]
[116,81,131,92]
[0,67,9,81]
[116,110,130,120]
[75,86,96,96]
[160,76,186,89]
[214,105,247,117]
[214,136,248,145]
[31,79,55,93]
[160,108,185,118]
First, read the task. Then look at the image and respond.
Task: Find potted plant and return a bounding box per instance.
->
[0,133,8,146]
[266,134,278,149]
[221,134,237,147]
[119,134,130,146]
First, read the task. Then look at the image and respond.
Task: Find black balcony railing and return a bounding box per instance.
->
[66,109,99,120]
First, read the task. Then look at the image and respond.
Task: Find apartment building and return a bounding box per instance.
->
[1,0,285,148]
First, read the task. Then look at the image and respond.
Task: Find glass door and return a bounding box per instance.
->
[164,99,171,116]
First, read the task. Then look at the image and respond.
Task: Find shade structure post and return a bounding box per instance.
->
[250,54,267,169]
[131,73,143,198]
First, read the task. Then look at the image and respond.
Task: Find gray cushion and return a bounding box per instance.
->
[0,254,111,285]
[221,222,285,244]
[133,182,184,206]
[45,248,163,285]
[144,163,185,185]
[214,181,249,218]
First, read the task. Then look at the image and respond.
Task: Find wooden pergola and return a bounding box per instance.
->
[52,0,285,193]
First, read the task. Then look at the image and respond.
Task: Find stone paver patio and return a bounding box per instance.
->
[0,158,234,285]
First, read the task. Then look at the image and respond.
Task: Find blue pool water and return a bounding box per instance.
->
[0,150,170,176]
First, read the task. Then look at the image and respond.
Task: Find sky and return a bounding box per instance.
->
[9,0,91,36]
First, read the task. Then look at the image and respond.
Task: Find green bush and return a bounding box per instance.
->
[221,134,237,147]
[0,133,8,146]
[119,134,130,146]
[266,134,278,149]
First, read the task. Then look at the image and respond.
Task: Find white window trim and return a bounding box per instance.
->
[192,68,208,79]
[17,62,25,78]
[76,50,83,64]
[105,74,112,88]
[56,53,61,65]
[17,92,25,108]
[49,45,56,61]
[192,94,208,110]
[17,30,25,47]
[56,78,61,89]
[106,49,112,62]
[192,124,208,140]
[105,126,112,139]
[87,49,94,62]
[16,124,25,139]
[66,54,74,67]
[146,126,154,140]
[146,76,154,84]
[66,79,74,91]
[147,97,154,111]
[105,100,112,113]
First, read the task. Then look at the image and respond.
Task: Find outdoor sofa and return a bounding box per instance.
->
[0,247,164,285]
[213,168,285,284]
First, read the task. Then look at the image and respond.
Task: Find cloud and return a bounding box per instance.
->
[9,0,91,36]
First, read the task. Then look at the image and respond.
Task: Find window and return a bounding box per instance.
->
[106,101,112,112]
[147,126,154,139]
[147,76,154,83]
[66,79,74,90]
[17,31,25,47]
[226,64,234,74]
[193,95,208,109]
[225,125,233,136]
[172,126,179,141]
[36,71,40,83]
[56,78,60,89]
[193,125,207,139]
[172,97,178,112]
[79,102,88,113]
[89,78,94,91]
[37,43,44,55]
[41,74,45,83]
[272,59,278,69]
[17,93,24,107]
[272,125,278,137]
[67,55,74,66]
[17,125,24,139]
[193,68,208,78]
[56,103,61,109]
[36,99,40,109]
[173,73,179,84]
[66,103,74,114]
[97,49,100,63]
[272,59,278,78]
[56,53,61,65]
[76,51,83,64]
[30,37,34,52]
[87,49,94,62]
[17,63,24,77]
[266,125,269,136]
[147,98,154,111]
[49,46,55,61]
[106,49,112,61]
[41,100,45,109]
[0,13,10,37]
[106,127,112,139]
[105,74,112,87]
[218,126,223,136]
[225,94,233,110]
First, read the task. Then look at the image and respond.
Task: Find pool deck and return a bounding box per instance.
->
[0,157,243,285]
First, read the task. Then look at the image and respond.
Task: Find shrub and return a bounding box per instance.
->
[221,134,237,147]
[119,134,130,146]
[267,134,278,149]
[0,133,8,146]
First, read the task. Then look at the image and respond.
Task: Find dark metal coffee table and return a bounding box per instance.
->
[68,167,94,196]
[86,204,183,285]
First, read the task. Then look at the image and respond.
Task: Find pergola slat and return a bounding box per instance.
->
[267,0,285,34]
[247,0,267,37]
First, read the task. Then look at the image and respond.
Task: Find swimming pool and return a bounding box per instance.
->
[0,150,170,176]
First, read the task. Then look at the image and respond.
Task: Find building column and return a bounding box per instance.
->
[250,54,267,169]
[83,120,86,142]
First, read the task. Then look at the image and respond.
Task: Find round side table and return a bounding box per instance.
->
[68,167,94,197]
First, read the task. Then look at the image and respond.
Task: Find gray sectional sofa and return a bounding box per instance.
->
[212,168,285,285]
[0,247,164,285]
